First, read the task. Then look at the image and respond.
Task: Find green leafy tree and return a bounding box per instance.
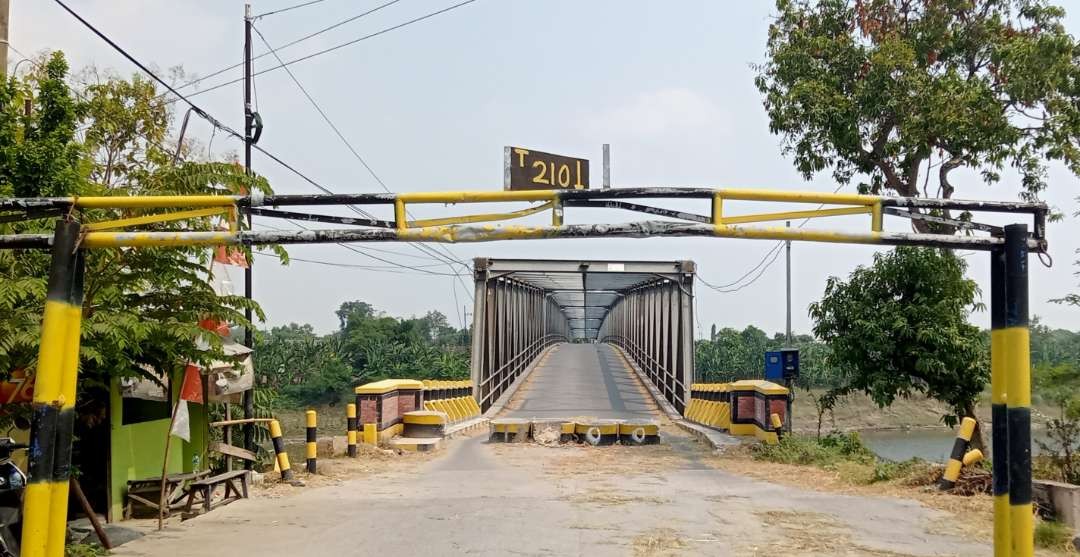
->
[756,0,1080,220]
[808,247,987,442]
[0,54,277,421]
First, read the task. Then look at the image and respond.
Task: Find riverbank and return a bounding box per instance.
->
[792,389,1058,434]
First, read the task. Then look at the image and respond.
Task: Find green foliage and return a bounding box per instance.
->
[0,52,84,199]
[65,542,108,557]
[0,57,279,423]
[254,302,470,408]
[809,247,986,428]
[1034,519,1073,550]
[756,0,1080,210]
[1033,361,1080,483]
[752,431,875,466]
[695,326,843,388]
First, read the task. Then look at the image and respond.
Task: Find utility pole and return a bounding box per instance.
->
[241,3,255,470]
[602,144,611,190]
[0,0,10,76]
[785,220,792,344]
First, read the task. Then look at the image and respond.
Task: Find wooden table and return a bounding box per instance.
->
[125,470,211,519]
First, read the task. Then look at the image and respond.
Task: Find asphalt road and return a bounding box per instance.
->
[502,343,658,421]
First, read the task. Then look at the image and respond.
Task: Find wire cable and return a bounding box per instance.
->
[255,0,331,19]
[251,22,472,284]
[183,0,478,101]
[166,0,406,97]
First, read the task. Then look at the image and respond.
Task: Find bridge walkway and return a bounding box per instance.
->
[501,343,659,421]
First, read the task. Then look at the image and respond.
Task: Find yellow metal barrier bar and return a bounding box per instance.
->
[83,207,230,231]
[871,201,884,232]
[720,206,871,226]
[716,188,878,205]
[397,190,558,204]
[73,195,239,209]
[406,202,552,228]
[81,231,238,248]
[711,194,723,225]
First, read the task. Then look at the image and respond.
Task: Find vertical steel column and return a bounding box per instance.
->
[990,245,1009,556]
[469,266,488,404]
[23,220,85,557]
[1004,224,1032,557]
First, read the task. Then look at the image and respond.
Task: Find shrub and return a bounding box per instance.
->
[1034,519,1072,550]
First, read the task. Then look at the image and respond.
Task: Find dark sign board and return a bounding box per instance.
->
[504,146,589,191]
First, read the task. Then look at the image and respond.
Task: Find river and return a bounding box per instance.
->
[860,428,1053,463]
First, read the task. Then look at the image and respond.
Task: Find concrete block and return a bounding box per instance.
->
[489,418,530,442]
[574,420,621,446]
[1034,479,1080,529]
[403,410,449,438]
[618,421,660,445]
[531,420,575,445]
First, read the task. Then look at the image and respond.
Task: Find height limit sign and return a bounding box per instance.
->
[504,146,589,191]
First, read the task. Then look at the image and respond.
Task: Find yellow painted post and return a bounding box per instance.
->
[1004,224,1032,557]
[394,199,407,230]
[711,194,723,227]
[552,197,563,226]
[990,246,1010,556]
[871,201,883,232]
[22,221,84,557]
[362,423,377,446]
[268,419,294,481]
[939,417,977,490]
[346,404,358,458]
[305,410,317,474]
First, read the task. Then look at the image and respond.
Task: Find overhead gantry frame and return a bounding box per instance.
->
[0,186,1049,557]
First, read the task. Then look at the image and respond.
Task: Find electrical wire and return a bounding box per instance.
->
[254,250,449,272]
[251,22,473,290]
[696,184,848,294]
[182,0,479,101]
[255,0,331,19]
[166,0,406,97]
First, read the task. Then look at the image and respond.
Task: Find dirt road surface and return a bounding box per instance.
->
[114,345,988,555]
[112,430,987,556]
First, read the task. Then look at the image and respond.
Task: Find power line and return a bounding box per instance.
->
[255,0,331,19]
[182,0,479,101]
[696,184,848,294]
[165,0,406,98]
[254,250,449,272]
[250,22,472,286]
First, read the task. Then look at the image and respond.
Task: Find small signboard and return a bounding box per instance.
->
[504,146,589,191]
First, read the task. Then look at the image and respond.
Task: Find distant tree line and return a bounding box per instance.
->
[254,300,469,407]
[694,320,1080,392]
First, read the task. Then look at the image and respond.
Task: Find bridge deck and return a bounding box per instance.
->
[502,343,658,420]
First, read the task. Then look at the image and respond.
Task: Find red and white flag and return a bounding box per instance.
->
[170,365,204,442]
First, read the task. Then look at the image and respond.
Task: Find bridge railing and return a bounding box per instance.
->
[598,272,695,415]
[470,268,570,412]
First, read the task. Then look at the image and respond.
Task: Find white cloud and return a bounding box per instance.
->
[581,88,729,139]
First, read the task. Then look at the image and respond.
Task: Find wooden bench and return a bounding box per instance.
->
[182,470,250,518]
[125,470,210,519]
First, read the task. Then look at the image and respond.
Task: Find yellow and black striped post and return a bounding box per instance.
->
[305,410,317,474]
[1004,224,1032,557]
[990,245,1010,556]
[22,221,85,557]
[346,403,358,458]
[269,419,294,482]
[939,417,977,490]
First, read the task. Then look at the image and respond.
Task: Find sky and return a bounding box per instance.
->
[10,0,1080,337]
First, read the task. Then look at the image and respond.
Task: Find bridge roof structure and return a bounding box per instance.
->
[474,258,695,340]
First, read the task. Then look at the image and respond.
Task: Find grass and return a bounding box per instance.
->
[66,543,108,557]
[751,432,937,486]
[1034,519,1074,551]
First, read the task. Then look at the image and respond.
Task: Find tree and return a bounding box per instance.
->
[0,54,276,420]
[808,247,987,442]
[756,0,1080,221]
